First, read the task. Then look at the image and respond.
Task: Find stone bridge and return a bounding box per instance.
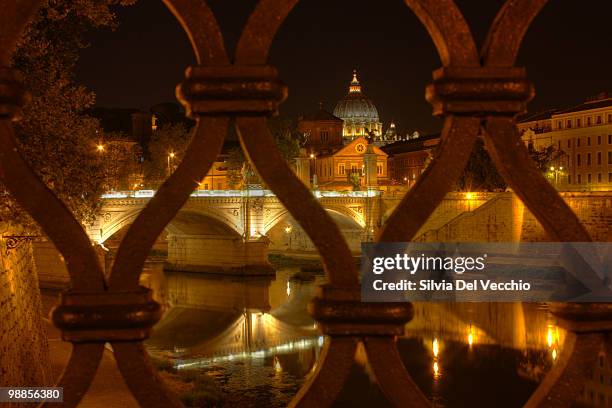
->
[84,189,612,275]
[87,189,394,274]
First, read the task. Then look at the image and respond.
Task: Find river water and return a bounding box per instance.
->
[134,262,578,407]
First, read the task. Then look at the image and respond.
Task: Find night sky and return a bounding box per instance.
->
[76,0,612,135]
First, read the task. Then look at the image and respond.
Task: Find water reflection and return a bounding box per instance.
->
[140,264,573,407]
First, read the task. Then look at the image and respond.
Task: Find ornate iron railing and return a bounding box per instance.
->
[0,0,608,407]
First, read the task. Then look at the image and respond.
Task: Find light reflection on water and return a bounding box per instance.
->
[142,263,568,407]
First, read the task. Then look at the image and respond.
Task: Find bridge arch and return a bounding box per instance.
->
[95,207,244,244]
[96,208,142,244]
[265,209,364,253]
[166,210,242,238]
[264,207,364,235]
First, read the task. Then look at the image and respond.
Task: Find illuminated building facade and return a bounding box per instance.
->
[297,105,344,155]
[382,133,440,187]
[518,93,612,190]
[313,137,388,189]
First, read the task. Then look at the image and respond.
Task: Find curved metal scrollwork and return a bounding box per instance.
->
[0,0,605,407]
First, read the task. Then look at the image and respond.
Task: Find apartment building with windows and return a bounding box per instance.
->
[518,93,612,190]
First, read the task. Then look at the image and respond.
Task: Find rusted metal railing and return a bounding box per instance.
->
[0,0,608,407]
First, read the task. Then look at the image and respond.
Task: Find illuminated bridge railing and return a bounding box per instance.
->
[0,0,608,407]
[101,189,382,199]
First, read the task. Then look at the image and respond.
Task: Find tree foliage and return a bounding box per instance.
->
[144,123,192,187]
[224,117,301,189]
[456,138,507,192]
[1,0,136,227]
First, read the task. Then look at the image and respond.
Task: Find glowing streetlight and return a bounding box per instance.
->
[432,338,439,357]
[96,144,105,153]
[309,153,317,184]
[549,166,564,186]
[167,152,176,175]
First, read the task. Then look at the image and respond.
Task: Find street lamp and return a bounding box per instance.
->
[96,144,105,153]
[549,166,563,185]
[309,153,317,187]
[167,152,176,176]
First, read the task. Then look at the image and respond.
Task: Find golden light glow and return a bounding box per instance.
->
[468,332,474,346]
[465,192,474,200]
[96,144,105,152]
[274,356,282,372]
[286,281,291,297]
[547,325,559,349]
[433,361,440,377]
[284,224,292,234]
[552,348,558,361]
[309,153,315,159]
[432,338,439,357]
[169,152,176,158]
[547,327,554,348]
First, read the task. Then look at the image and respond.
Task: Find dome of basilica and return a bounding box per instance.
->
[333,70,382,139]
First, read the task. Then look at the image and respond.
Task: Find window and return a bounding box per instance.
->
[608,114,612,123]
[204,183,209,189]
[588,173,592,183]
[609,151,612,165]
[577,154,581,166]
[557,120,562,129]
[320,130,329,142]
[609,173,612,182]
[598,173,602,183]
[558,140,561,150]
[609,134,612,144]
[568,175,572,184]
[597,152,602,165]
[587,117,592,126]
[351,164,358,172]
[577,174,582,184]
[377,164,383,175]
[587,153,591,166]
[567,119,572,128]
[338,164,345,175]
[567,139,572,148]
[587,136,591,146]
[577,138,581,147]
[576,118,581,127]
[597,115,602,125]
